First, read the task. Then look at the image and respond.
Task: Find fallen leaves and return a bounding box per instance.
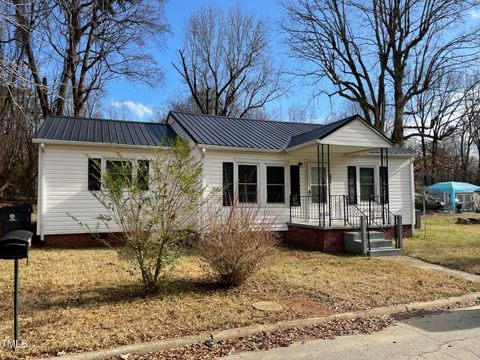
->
[111,316,395,360]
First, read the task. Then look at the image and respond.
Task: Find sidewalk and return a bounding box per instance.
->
[382,255,480,283]
[223,305,480,360]
[48,292,480,360]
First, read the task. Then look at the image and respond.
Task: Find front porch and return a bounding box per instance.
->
[284,139,404,256]
[286,194,404,256]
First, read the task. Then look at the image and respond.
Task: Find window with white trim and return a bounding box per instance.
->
[266,166,285,203]
[106,160,133,187]
[238,164,257,203]
[359,167,375,201]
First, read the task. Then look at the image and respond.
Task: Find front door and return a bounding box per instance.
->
[307,163,328,222]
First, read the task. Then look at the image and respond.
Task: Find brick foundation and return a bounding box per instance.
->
[286,224,412,251]
[43,233,125,247]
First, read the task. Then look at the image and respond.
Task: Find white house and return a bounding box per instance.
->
[34,111,416,254]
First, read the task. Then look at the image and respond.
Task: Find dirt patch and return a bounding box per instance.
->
[280,295,335,318]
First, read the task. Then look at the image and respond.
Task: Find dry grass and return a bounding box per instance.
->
[405,213,480,275]
[0,247,479,359]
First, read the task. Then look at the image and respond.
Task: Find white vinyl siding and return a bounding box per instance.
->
[39,142,414,236]
[321,118,392,148]
[40,144,157,236]
[201,147,414,231]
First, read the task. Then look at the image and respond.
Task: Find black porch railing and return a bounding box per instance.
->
[345,196,371,252]
[289,194,401,249]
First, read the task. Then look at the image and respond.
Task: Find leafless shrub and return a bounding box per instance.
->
[196,200,278,288]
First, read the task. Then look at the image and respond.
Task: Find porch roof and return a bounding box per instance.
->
[284,115,359,149]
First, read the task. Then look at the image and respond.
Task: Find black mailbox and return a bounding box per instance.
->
[0,204,33,237]
[0,230,32,260]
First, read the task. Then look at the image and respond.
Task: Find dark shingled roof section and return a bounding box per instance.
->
[35,115,177,146]
[169,111,323,150]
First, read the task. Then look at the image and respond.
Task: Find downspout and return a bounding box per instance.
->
[37,143,45,241]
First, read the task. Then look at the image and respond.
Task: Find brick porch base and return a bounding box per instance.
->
[286,224,412,251]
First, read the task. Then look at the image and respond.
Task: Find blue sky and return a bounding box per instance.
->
[106,1,480,123]
[105,0,335,122]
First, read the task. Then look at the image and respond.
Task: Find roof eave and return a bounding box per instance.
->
[198,143,283,153]
[33,138,171,150]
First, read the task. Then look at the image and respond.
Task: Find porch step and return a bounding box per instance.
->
[368,231,386,240]
[370,239,392,249]
[344,231,386,242]
[368,247,403,257]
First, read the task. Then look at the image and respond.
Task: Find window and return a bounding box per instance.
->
[137,160,149,191]
[88,158,101,191]
[359,167,375,201]
[238,164,257,203]
[266,166,285,203]
[106,160,132,187]
[310,166,327,203]
[223,162,234,206]
[290,165,301,206]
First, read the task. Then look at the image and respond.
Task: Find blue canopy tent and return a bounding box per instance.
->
[425,182,480,212]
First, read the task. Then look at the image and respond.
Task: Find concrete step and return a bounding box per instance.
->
[368,247,402,257]
[344,231,386,242]
[369,239,392,248]
[368,231,386,240]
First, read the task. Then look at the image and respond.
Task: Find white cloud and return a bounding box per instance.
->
[470,9,480,19]
[110,100,154,118]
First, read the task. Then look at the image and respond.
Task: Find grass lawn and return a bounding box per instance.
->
[405,213,480,275]
[0,247,479,359]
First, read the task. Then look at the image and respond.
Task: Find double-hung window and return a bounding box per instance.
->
[266,166,285,203]
[106,160,133,187]
[238,164,257,203]
[359,167,375,201]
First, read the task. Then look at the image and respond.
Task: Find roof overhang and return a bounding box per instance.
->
[32,138,171,150]
[284,115,394,152]
[198,143,282,153]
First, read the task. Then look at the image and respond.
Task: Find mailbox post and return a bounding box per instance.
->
[0,230,32,349]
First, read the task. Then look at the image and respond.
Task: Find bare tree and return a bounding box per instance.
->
[406,72,480,185]
[10,0,168,117]
[173,6,284,118]
[0,0,168,198]
[282,0,480,145]
[405,73,466,184]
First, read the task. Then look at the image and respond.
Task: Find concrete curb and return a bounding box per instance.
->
[47,292,480,360]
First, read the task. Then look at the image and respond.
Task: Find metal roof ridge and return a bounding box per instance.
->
[169,110,326,126]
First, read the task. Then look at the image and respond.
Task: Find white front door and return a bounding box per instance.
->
[307,163,328,221]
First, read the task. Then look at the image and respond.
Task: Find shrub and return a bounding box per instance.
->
[196,200,278,287]
[72,138,204,294]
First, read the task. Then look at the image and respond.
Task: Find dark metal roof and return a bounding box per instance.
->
[35,115,177,146]
[169,111,323,150]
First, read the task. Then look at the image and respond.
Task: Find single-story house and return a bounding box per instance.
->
[33,111,416,254]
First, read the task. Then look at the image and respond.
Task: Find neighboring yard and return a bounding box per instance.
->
[1,247,479,359]
[405,213,480,275]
